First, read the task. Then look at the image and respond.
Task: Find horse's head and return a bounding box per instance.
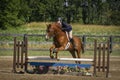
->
[45,23,62,40]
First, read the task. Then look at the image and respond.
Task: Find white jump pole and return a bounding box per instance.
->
[28,56,93,62]
[58,58,93,62]
[28,56,57,60]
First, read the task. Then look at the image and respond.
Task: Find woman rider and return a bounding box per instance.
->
[57,17,74,46]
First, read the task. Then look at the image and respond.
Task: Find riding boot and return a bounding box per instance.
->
[70,38,76,49]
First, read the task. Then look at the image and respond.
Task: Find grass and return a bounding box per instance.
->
[25,22,120,36]
[0,22,120,35]
[72,24,120,36]
[0,22,120,41]
[0,22,120,56]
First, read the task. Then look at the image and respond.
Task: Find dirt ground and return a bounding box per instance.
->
[0,56,120,80]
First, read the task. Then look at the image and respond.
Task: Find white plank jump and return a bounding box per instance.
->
[58,58,93,62]
[28,56,56,60]
[28,56,93,62]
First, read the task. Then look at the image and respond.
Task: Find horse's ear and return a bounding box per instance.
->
[47,24,51,27]
[46,24,51,28]
[46,24,49,27]
[46,24,48,27]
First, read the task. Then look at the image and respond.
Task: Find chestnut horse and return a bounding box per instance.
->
[45,22,83,62]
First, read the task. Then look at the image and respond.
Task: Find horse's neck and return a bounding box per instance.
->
[54,30,67,42]
[55,30,65,38]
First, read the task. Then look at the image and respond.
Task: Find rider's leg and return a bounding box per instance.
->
[66,31,70,41]
[69,30,75,48]
[69,30,73,42]
[69,30,73,40]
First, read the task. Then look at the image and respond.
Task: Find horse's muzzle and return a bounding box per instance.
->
[45,34,49,41]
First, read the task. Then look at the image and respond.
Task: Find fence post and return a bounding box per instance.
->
[109,36,112,53]
[106,40,110,77]
[82,35,86,53]
[13,37,17,72]
[17,41,20,68]
[98,44,101,72]
[93,39,97,76]
[24,36,28,72]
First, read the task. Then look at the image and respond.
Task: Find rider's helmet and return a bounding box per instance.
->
[58,17,62,23]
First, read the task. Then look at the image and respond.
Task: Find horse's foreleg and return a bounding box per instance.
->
[49,45,55,58]
[54,46,65,59]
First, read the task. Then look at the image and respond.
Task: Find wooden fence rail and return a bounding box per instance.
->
[0,34,120,52]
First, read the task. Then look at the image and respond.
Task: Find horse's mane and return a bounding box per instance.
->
[47,22,65,34]
[52,22,62,31]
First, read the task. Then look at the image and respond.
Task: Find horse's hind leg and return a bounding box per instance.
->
[76,49,81,64]
[69,50,78,63]
[69,50,76,58]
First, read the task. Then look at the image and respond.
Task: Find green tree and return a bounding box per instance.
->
[108,0,120,25]
[18,0,32,23]
[0,0,23,29]
[0,0,119,30]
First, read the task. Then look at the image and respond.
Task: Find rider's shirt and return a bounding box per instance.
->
[61,22,72,32]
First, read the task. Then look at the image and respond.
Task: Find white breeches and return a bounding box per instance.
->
[69,30,72,39]
[66,30,72,41]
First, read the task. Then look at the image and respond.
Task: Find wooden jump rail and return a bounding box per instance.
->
[12,37,110,77]
[13,37,28,72]
[93,40,110,78]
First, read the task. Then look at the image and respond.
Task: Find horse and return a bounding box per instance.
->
[45,22,84,63]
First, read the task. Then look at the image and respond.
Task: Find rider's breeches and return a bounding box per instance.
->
[68,30,72,39]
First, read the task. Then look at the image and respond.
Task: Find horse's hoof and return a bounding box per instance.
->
[50,55,54,59]
[56,56,59,59]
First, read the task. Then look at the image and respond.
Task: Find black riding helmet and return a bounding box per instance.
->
[58,17,62,23]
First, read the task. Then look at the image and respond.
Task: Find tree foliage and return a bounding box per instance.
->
[0,0,119,29]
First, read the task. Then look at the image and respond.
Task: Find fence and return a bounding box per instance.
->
[0,34,120,52]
